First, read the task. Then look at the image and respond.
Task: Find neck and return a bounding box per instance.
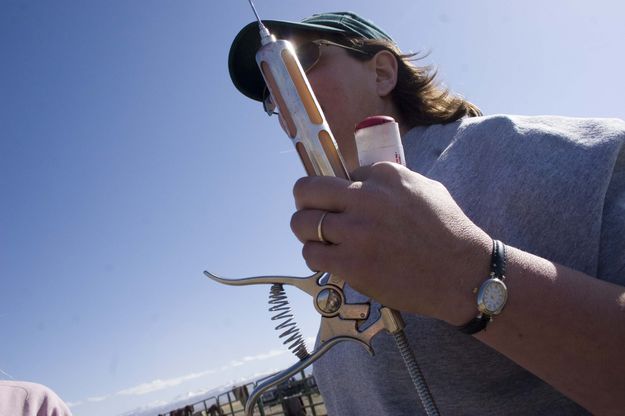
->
[398,123,410,137]
[382,98,409,136]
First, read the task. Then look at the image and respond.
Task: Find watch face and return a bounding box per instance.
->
[478,278,508,315]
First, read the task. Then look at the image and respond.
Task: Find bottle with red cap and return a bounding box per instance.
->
[354,116,406,167]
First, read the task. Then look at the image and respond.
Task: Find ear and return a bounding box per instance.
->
[372,50,398,97]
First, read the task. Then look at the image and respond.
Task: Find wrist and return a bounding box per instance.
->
[442,231,492,326]
[456,239,509,334]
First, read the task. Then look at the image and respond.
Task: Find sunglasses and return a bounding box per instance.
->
[262,39,371,116]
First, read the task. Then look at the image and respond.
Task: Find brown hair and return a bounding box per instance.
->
[341,37,482,128]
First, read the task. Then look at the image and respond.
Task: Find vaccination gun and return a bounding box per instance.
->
[205,2,439,415]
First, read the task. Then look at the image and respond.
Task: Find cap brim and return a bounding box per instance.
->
[228,20,346,102]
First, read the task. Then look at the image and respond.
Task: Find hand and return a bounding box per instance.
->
[290,162,492,324]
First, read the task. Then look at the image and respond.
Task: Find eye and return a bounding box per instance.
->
[295,42,321,72]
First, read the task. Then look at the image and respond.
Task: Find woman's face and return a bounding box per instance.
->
[277,34,383,172]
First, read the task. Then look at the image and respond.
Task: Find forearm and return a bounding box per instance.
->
[290,166,625,413]
[465,245,625,414]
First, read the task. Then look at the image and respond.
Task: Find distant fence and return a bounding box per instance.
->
[160,370,326,416]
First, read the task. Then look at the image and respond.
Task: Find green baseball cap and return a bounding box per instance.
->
[228,11,395,102]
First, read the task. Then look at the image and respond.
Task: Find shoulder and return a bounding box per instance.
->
[457,114,625,145]
[403,114,625,176]
[408,114,625,167]
[409,114,625,141]
[0,381,72,416]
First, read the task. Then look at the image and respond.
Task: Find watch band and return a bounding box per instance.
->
[457,239,506,335]
[458,313,490,334]
[492,239,506,279]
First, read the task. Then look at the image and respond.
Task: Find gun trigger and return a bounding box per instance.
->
[327,274,344,288]
[339,303,370,320]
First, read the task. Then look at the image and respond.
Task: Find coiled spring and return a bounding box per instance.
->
[269,283,310,360]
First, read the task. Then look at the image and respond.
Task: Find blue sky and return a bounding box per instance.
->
[1,1,624,415]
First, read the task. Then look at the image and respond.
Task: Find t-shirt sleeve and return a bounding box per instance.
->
[598,138,625,285]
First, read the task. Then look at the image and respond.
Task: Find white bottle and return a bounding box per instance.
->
[354,116,405,167]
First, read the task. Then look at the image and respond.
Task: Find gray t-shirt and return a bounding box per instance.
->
[313,115,625,415]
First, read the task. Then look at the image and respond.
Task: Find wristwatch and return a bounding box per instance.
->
[458,240,507,335]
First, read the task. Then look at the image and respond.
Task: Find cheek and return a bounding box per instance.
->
[307,63,374,171]
[313,83,359,169]
[311,76,348,118]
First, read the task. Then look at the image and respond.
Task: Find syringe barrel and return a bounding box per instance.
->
[255,39,349,180]
[354,116,405,167]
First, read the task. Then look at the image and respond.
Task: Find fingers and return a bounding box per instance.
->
[290,209,343,244]
[351,161,414,182]
[293,176,358,211]
[291,210,349,274]
[301,241,347,274]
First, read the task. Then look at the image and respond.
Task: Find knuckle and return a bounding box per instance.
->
[371,161,402,178]
[290,210,314,243]
[429,177,448,195]
[290,211,302,235]
[345,182,364,206]
[347,180,363,192]
[434,178,448,192]
[302,243,320,271]
[302,242,314,259]
[292,177,310,199]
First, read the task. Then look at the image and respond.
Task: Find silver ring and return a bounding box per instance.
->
[317,211,329,244]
